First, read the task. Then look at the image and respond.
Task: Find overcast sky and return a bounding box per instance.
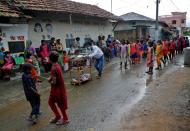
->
[71,0,190,26]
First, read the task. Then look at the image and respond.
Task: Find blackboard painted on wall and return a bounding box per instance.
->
[8,41,25,53]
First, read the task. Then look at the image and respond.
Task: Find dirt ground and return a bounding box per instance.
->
[105,57,190,131]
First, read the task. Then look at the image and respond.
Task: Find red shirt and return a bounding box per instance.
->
[169,42,175,50]
[50,63,68,109]
[63,56,69,63]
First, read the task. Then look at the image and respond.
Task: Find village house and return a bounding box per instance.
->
[159,12,187,35]
[114,12,173,41]
[0,0,118,52]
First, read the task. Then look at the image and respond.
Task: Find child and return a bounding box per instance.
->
[119,40,128,69]
[136,40,141,63]
[31,54,41,77]
[1,51,14,80]
[40,40,51,72]
[25,53,41,83]
[146,42,154,75]
[48,51,69,125]
[22,63,40,124]
[162,39,168,65]
[56,39,64,70]
[169,39,175,61]
[63,51,69,72]
[130,42,137,64]
[155,40,163,70]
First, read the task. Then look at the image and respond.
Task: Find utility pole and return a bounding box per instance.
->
[111,0,113,13]
[155,0,160,41]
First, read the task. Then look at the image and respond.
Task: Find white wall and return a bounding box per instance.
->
[1,24,28,51]
[28,19,113,49]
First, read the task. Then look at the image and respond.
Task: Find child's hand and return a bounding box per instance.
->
[48,77,52,82]
[36,92,40,97]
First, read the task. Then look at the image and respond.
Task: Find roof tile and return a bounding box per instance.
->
[0,1,22,17]
[16,0,118,19]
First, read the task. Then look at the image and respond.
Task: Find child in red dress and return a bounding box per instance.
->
[48,51,69,125]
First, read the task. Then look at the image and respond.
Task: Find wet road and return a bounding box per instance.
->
[0,55,189,131]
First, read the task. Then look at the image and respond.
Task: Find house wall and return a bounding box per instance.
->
[114,21,155,41]
[159,12,186,28]
[114,30,136,41]
[159,12,187,34]
[28,18,113,49]
[149,25,162,40]
[114,21,165,41]
[0,24,28,51]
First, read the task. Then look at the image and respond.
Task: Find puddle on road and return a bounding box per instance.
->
[100,84,147,131]
[119,86,146,115]
[181,65,185,68]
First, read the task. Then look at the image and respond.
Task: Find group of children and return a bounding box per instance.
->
[118,40,149,70]
[21,38,71,125]
[154,38,186,71]
[38,39,70,73]
[22,51,69,125]
[117,36,189,75]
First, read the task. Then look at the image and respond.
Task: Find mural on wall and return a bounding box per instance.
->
[46,23,53,34]
[35,23,53,40]
[47,35,51,39]
[42,35,46,40]
[0,37,4,52]
[34,23,43,33]
[0,28,6,38]
[10,36,25,41]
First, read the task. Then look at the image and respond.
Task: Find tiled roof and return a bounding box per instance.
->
[0,1,22,17]
[15,0,119,19]
[120,12,154,21]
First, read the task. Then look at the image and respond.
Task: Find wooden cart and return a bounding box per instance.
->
[69,56,92,85]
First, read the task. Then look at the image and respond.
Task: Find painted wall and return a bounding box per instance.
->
[0,24,28,51]
[28,18,113,49]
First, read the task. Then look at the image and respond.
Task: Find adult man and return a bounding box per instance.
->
[88,42,104,79]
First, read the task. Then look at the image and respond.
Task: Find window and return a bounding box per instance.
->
[181,19,185,24]
[172,20,176,24]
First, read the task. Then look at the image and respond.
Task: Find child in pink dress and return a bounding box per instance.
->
[1,52,14,79]
[2,52,14,70]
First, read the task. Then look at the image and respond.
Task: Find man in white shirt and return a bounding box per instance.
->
[88,43,104,78]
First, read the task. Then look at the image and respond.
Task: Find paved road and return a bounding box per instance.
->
[0,55,187,131]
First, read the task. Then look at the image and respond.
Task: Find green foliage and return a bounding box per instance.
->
[183,31,190,36]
